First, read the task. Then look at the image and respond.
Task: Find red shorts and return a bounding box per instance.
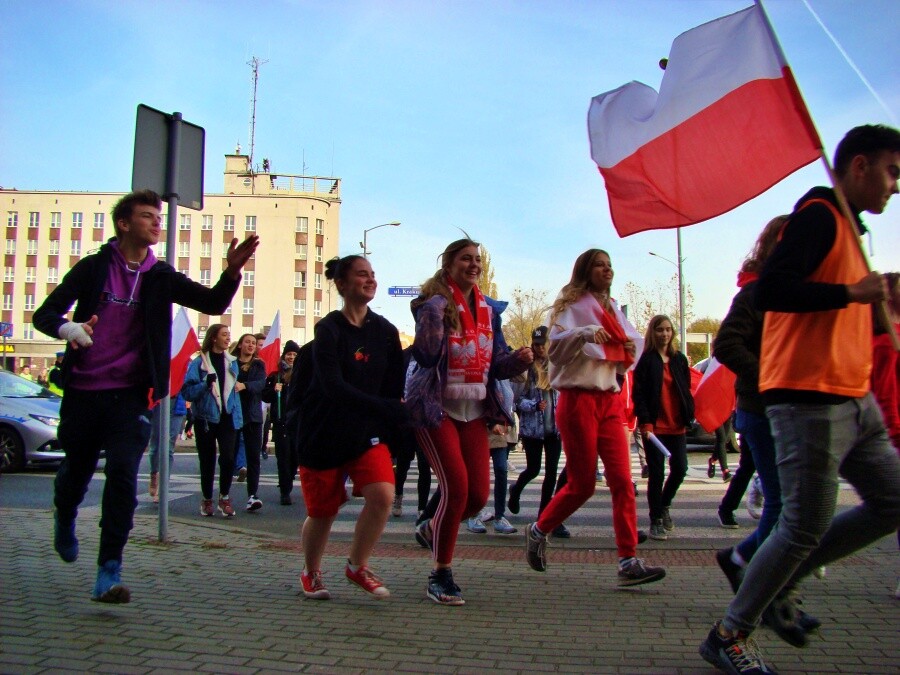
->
[299,443,395,518]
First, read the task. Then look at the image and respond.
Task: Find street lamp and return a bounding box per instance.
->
[359,221,401,258]
[648,228,687,350]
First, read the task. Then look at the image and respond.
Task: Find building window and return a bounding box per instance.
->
[224,215,234,231]
[200,242,211,257]
[4,239,14,254]
[47,268,58,284]
[25,267,37,282]
[27,240,38,255]
[314,300,322,317]
[202,214,213,230]
[29,212,40,227]
[71,240,81,255]
[222,243,230,259]
[178,268,189,277]
[314,273,322,290]
[179,241,190,257]
[50,212,61,228]
[180,214,191,230]
[49,240,59,255]
[157,242,167,257]
[243,298,254,315]
[296,244,307,259]
[24,294,35,311]
[296,216,308,233]
[222,304,231,315]
[93,213,105,229]
[243,271,254,287]
[72,212,83,228]
[2,295,11,310]
[23,323,34,340]
[295,271,306,288]
[245,215,256,231]
[315,218,324,235]
[7,211,18,227]
[3,267,13,282]
[294,299,306,316]
[200,269,211,286]
[315,245,323,262]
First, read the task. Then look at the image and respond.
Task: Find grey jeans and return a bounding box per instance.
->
[724,394,900,634]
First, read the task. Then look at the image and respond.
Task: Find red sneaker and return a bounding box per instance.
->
[300,570,330,600]
[345,564,390,598]
[199,498,214,517]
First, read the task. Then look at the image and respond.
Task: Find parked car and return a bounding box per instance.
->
[0,368,64,471]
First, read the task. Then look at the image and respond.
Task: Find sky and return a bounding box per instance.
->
[1,0,898,337]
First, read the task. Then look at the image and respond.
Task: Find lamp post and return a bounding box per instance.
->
[649,228,687,350]
[359,221,401,258]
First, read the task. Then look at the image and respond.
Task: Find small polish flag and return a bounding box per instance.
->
[588,3,821,236]
[693,357,738,433]
[170,307,201,398]
[257,310,282,375]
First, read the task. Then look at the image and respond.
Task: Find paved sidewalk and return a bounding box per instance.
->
[1,507,896,674]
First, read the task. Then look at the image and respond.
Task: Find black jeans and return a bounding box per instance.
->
[719,434,755,514]
[512,433,563,516]
[239,421,263,498]
[273,421,298,496]
[645,433,688,520]
[394,431,432,512]
[55,387,152,565]
[194,413,236,500]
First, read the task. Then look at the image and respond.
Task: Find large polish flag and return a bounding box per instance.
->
[588,4,821,237]
[170,307,201,398]
[693,357,738,433]
[256,310,282,375]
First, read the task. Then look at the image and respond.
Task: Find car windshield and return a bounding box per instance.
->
[0,369,57,398]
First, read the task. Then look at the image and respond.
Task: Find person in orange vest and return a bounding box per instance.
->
[701,124,900,674]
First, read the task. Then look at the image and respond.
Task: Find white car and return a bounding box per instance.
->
[0,368,63,471]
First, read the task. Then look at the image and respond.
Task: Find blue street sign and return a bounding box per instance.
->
[387,286,421,297]
[0,321,12,338]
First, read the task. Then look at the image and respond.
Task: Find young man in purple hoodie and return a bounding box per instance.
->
[34,189,258,603]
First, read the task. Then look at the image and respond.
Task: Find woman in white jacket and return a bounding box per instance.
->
[524,248,665,587]
[181,323,244,518]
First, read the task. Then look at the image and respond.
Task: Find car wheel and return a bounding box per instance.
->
[0,426,25,472]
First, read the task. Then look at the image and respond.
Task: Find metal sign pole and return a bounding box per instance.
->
[158,112,183,543]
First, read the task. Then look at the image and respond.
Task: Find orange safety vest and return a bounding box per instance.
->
[759,199,872,397]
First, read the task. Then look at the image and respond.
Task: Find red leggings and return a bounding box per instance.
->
[536,388,638,557]
[416,416,489,565]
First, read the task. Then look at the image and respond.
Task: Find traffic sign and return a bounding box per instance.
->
[0,321,12,338]
[387,286,421,297]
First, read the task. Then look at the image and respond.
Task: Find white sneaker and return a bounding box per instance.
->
[493,517,517,534]
[479,508,494,523]
[746,475,764,520]
[466,517,487,534]
[246,496,263,512]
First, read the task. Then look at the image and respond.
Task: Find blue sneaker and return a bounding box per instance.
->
[466,517,487,534]
[53,511,78,563]
[91,560,131,604]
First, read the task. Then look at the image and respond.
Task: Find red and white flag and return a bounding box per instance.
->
[257,310,281,375]
[170,307,201,398]
[588,3,821,237]
[693,357,737,433]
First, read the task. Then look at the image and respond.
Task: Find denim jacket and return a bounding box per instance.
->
[181,351,244,429]
[410,294,527,425]
[515,363,559,439]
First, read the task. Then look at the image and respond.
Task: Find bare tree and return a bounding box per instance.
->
[502,286,551,348]
[619,274,694,336]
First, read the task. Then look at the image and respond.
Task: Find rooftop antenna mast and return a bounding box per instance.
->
[247,56,268,171]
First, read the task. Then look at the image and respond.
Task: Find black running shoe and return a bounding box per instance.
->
[415,519,433,551]
[525,523,547,572]
[551,523,571,539]
[507,484,521,515]
[761,592,810,648]
[699,622,776,674]
[427,568,464,606]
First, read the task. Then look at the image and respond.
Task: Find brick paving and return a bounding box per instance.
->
[1,505,897,674]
